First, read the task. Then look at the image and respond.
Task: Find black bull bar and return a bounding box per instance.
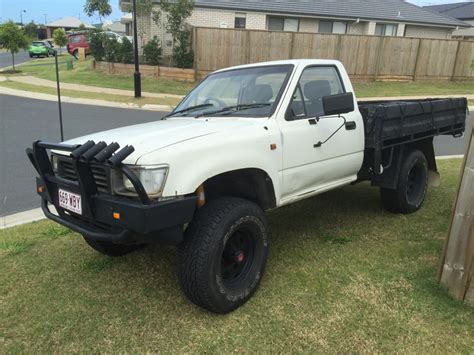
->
[26,140,197,244]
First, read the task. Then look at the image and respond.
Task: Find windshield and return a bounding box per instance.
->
[173,65,294,118]
[32,42,45,47]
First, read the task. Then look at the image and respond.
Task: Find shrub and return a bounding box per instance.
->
[89,29,106,61]
[119,37,134,64]
[143,36,162,65]
[104,37,120,62]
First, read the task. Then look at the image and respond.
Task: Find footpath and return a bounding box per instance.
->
[1,75,473,112]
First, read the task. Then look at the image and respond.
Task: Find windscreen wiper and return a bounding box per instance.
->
[163,103,214,118]
[195,103,271,118]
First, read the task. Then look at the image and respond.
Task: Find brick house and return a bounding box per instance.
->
[121,0,470,54]
[425,2,474,40]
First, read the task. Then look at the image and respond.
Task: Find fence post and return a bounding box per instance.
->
[335,34,343,60]
[451,40,462,82]
[290,32,296,59]
[192,27,198,81]
[246,30,251,64]
[413,38,423,81]
[374,37,385,82]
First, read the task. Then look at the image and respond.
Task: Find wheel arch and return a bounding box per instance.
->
[201,168,277,211]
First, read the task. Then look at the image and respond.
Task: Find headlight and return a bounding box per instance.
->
[122,166,169,197]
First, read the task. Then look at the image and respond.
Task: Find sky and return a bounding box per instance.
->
[0,0,472,25]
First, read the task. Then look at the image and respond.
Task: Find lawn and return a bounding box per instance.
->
[5,57,474,99]
[354,80,474,98]
[1,159,473,353]
[5,57,196,96]
[0,80,180,107]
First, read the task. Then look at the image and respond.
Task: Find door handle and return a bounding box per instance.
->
[345,121,357,130]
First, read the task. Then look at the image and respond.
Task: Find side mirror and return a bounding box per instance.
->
[322,92,355,116]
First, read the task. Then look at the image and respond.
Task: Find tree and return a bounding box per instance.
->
[84,0,112,22]
[123,0,154,50]
[0,21,29,71]
[79,23,87,31]
[24,21,39,40]
[155,0,194,67]
[53,28,67,54]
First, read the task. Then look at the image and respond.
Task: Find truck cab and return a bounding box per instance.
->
[28,60,467,314]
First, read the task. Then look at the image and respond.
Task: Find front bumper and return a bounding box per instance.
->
[28,141,197,245]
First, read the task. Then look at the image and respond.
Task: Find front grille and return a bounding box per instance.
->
[57,158,111,193]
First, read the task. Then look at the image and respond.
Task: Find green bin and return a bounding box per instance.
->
[66,59,74,70]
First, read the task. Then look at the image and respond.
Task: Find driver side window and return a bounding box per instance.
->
[288,66,344,120]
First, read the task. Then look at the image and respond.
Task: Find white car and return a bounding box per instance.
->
[28,60,468,313]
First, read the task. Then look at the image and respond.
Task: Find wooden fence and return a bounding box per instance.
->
[193,27,474,82]
[439,123,474,307]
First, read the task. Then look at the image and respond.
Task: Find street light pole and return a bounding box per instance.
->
[44,14,48,25]
[132,0,141,98]
[20,10,26,26]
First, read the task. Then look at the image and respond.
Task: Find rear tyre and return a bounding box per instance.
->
[178,197,269,314]
[73,50,79,60]
[29,53,33,58]
[83,236,144,257]
[380,149,428,214]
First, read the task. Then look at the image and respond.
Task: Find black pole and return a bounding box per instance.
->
[54,51,64,141]
[132,0,141,98]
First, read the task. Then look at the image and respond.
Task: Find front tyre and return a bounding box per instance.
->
[83,236,144,257]
[380,149,428,214]
[178,197,269,314]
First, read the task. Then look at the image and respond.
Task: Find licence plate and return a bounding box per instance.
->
[58,189,82,215]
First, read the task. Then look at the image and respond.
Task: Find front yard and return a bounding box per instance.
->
[1,159,473,352]
[2,57,474,102]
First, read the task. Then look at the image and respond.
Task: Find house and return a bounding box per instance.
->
[45,17,94,38]
[120,0,470,47]
[424,2,474,40]
[95,20,128,37]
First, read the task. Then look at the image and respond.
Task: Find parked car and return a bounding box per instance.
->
[66,33,90,59]
[27,60,468,314]
[104,31,127,43]
[29,41,55,58]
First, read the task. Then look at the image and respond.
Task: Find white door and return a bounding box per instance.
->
[279,65,364,203]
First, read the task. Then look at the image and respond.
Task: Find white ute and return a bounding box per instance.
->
[28,60,468,313]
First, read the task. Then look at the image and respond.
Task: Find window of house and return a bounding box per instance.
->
[288,66,345,120]
[235,13,247,29]
[319,21,347,34]
[268,16,300,32]
[375,23,398,36]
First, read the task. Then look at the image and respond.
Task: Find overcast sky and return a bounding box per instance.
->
[0,0,472,25]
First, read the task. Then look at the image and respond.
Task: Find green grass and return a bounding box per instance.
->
[0,80,180,107]
[6,57,195,96]
[354,80,474,98]
[5,57,474,99]
[1,159,473,352]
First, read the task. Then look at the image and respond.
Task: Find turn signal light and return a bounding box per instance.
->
[113,212,121,220]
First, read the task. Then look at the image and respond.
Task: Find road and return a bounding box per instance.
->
[0,50,32,70]
[0,94,472,217]
[0,94,166,216]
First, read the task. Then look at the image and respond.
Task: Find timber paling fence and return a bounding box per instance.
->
[192,27,474,82]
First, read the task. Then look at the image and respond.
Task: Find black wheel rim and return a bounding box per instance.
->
[406,163,425,204]
[220,225,257,287]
